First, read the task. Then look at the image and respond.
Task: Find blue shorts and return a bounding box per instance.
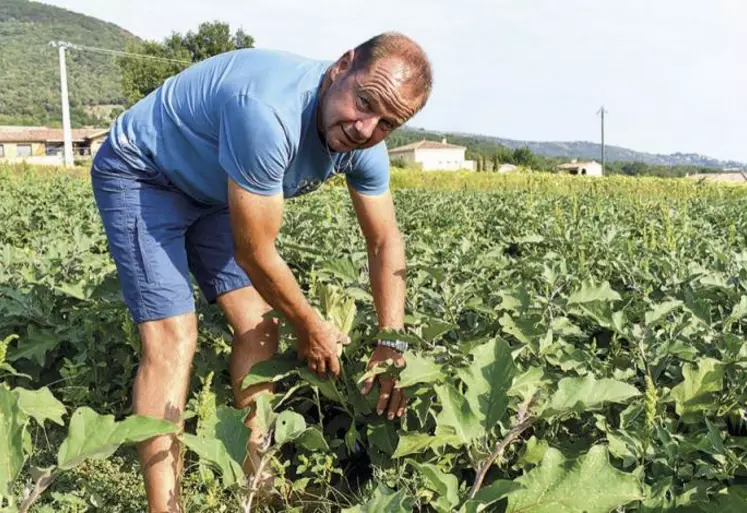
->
[91,137,251,324]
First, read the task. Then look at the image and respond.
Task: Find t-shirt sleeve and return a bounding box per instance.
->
[346,141,390,196]
[218,95,290,196]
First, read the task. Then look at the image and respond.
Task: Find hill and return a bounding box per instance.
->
[393,127,745,170]
[0,0,138,127]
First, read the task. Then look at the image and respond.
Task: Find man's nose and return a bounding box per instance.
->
[354,117,379,140]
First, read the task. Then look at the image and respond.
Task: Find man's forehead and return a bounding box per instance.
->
[363,57,414,85]
[355,59,420,121]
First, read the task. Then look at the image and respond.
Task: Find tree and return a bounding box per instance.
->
[512,146,537,168]
[118,22,255,105]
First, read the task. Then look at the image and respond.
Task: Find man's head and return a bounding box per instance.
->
[318,32,433,152]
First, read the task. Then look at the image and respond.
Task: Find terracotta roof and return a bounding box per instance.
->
[388,139,466,153]
[0,126,110,143]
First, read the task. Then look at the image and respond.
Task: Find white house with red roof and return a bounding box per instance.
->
[0,126,109,165]
[388,138,475,171]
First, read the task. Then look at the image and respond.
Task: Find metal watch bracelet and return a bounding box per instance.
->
[377,339,409,353]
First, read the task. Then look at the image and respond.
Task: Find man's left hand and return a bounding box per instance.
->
[360,345,407,420]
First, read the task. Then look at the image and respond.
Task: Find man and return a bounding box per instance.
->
[90,32,432,511]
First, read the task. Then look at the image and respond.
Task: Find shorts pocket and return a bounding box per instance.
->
[134,217,156,284]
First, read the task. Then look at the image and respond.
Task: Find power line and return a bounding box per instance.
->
[49,40,192,65]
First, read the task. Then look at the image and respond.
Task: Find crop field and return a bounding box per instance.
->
[1,165,747,512]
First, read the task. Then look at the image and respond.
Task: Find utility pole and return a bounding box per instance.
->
[50,41,74,168]
[597,105,607,175]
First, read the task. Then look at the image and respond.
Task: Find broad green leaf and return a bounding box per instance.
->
[393,432,437,458]
[458,339,516,428]
[500,313,545,346]
[249,393,276,435]
[567,281,621,304]
[508,366,550,402]
[54,281,91,301]
[645,300,683,326]
[57,408,180,470]
[0,386,25,499]
[550,317,583,337]
[698,485,747,513]
[499,286,531,313]
[410,392,433,428]
[320,258,359,283]
[241,355,301,389]
[328,296,357,335]
[467,480,524,511]
[506,445,643,513]
[397,352,445,388]
[368,421,398,456]
[699,273,730,290]
[671,358,724,423]
[345,286,373,302]
[275,410,306,445]
[725,296,747,326]
[214,407,249,469]
[544,375,640,418]
[7,327,59,366]
[13,386,65,426]
[519,436,549,466]
[181,433,245,487]
[299,368,346,402]
[422,319,457,342]
[345,421,359,453]
[409,461,459,512]
[434,383,484,447]
[296,427,329,451]
[341,484,415,513]
[516,234,544,244]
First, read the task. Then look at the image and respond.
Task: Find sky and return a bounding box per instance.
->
[43,0,747,162]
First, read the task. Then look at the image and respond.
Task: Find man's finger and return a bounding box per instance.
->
[360,376,374,395]
[316,359,327,379]
[387,388,402,421]
[376,379,394,416]
[328,355,341,379]
[396,395,408,418]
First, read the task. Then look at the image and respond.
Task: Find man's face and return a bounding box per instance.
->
[319,54,421,152]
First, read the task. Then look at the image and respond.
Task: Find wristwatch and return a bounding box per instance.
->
[378,339,409,353]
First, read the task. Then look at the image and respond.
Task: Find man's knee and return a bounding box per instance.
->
[217,286,276,336]
[138,313,198,369]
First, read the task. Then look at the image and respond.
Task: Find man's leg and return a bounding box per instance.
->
[215,286,279,474]
[134,313,197,513]
[91,150,203,512]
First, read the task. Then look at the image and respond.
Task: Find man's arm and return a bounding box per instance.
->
[348,185,406,330]
[227,179,348,378]
[349,184,409,420]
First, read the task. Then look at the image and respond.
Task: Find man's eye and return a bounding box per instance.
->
[358,95,371,111]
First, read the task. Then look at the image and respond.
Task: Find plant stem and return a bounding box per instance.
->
[19,469,56,513]
[245,450,271,513]
[467,415,535,501]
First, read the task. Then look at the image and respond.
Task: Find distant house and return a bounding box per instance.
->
[557,159,603,177]
[496,163,518,174]
[388,138,475,171]
[0,126,109,165]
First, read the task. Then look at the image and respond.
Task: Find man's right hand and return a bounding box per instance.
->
[297,319,350,379]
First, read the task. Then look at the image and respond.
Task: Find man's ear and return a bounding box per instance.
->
[330,49,355,81]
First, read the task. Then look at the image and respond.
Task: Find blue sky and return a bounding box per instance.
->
[44,0,746,162]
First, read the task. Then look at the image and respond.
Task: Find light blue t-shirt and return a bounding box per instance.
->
[109,48,390,205]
